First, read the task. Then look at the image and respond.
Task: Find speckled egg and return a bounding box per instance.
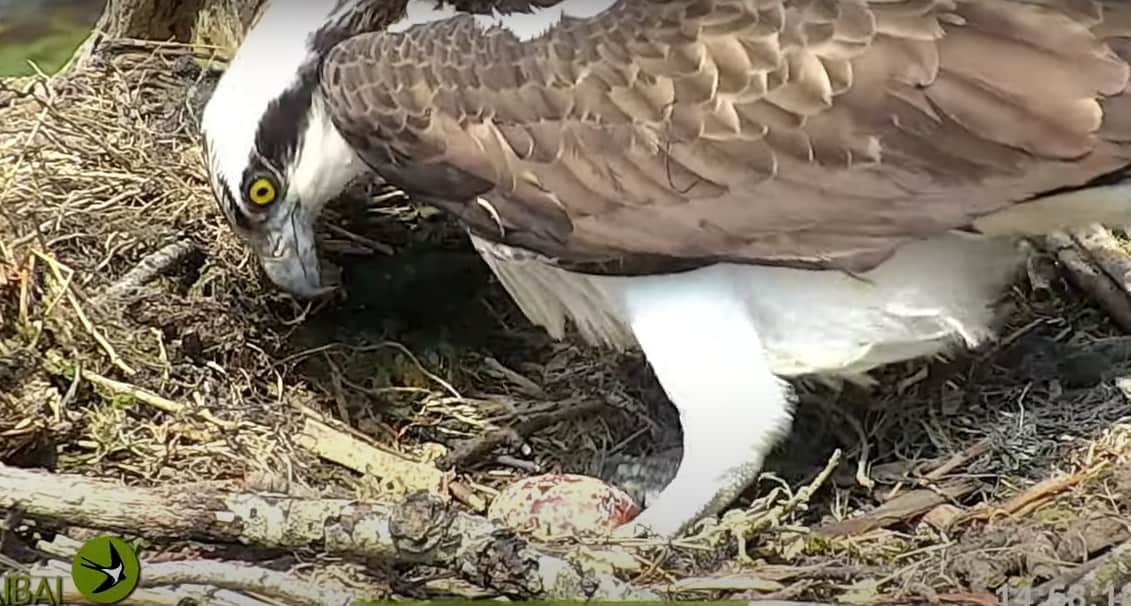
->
[487,473,640,540]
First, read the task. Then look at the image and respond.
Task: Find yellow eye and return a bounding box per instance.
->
[247,177,277,206]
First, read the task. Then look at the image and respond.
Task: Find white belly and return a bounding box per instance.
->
[472,233,1027,380]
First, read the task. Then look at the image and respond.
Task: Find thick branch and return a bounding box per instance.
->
[29,559,288,606]
[0,464,654,600]
[95,0,206,42]
[68,0,264,71]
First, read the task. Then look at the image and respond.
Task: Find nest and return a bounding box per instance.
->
[1,40,1131,604]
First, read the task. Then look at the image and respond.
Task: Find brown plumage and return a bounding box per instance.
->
[201,0,1131,540]
[321,0,1131,275]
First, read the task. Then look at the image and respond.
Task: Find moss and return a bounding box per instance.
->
[1033,505,1075,527]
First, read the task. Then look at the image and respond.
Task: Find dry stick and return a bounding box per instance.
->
[1044,230,1131,333]
[955,464,1106,527]
[31,249,137,376]
[880,437,993,502]
[297,415,447,497]
[481,357,546,398]
[1013,538,1131,606]
[96,238,199,302]
[82,369,183,414]
[0,463,657,601]
[1070,224,1131,298]
[923,437,992,481]
[438,398,610,470]
[814,479,977,537]
[294,406,484,510]
[78,368,237,430]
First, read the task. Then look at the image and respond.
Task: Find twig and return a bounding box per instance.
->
[1021,537,1131,606]
[1044,230,1131,333]
[783,449,842,512]
[68,368,238,430]
[83,368,183,414]
[370,186,409,204]
[815,479,977,537]
[496,455,541,473]
[96,238,199,302]
[32,249,137,375]
[837,410,875,490]
[924,437,992,481]
[438,398,609,470]
[0,463,656,600]
[481,357,545,398]
[956,464,1105,526]
[1069,224,1131,298]
[752,564,888,582]
[99,37,232,52]
[274,341,462,399]
[687,450,842,556]
[882,438,992,503]
[296,409,486,513]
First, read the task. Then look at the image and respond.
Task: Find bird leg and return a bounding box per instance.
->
[605,446,683,507]
[608,269,796,539]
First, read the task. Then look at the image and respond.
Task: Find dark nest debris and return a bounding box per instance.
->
[1,41,1131,605]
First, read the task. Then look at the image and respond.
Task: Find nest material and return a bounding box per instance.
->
[0,41,1130,603]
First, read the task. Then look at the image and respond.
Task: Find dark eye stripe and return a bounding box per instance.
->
[253,70,318,177]
[210,167,251,231]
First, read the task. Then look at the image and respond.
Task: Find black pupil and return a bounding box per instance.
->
[256,186,269,198]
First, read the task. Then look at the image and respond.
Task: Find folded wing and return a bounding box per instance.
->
[321,0,1131,275]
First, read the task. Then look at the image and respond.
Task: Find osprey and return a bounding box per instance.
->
[201,0,1131,539]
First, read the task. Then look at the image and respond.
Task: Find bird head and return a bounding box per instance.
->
[200,0,381,298]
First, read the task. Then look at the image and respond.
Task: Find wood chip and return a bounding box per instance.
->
[296,416,447,500]
[815,479,977,537]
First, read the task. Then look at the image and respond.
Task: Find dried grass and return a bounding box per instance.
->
[1,40,1130,603]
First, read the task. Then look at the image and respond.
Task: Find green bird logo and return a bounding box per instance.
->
[72,536,141,604]
[79,540,128,594]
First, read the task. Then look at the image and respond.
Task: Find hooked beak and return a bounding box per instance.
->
[253,204,336,299]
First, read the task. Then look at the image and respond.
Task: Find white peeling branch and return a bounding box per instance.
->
[0,463,655,601]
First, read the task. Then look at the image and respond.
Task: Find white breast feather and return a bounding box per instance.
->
[473,233,1027,382]
[288,94,365,216]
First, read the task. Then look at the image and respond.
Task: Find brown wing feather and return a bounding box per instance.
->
[322,0,1131,275]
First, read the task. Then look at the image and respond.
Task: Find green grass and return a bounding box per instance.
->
[0,17,94,77]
